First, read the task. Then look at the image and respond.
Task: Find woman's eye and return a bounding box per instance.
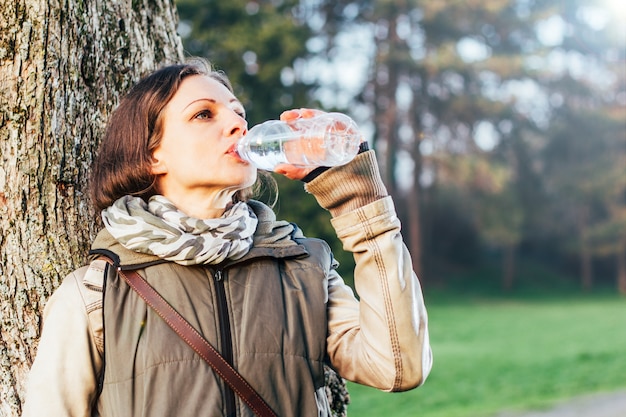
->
[194,110,213,120]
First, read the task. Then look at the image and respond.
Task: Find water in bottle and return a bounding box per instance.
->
[237,112,362,171]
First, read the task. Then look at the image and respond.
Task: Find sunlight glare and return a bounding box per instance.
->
[601,0,626,22]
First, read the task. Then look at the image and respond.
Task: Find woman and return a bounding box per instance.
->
[23,59,432,416]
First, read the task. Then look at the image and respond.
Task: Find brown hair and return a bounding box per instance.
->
[90,59,270,212]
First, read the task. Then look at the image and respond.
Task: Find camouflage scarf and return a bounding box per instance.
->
[101,195,258,265]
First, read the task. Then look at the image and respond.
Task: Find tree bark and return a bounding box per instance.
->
[502,244,516,292]
[577,210,593,292]
[617,237,626,296]
[0,0,183,414]
[406,169,423,280]
[580,237,593,292]
[372,16,400,197]
[407,86,425,281]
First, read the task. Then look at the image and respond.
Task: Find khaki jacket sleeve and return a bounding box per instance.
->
[22,265,104,417]
[305,150,433,392]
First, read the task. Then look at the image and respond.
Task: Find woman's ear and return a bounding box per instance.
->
[150,150,167,175]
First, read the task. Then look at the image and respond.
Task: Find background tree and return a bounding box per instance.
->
[313,0,625,293]
[537,0,626,292]
[0,0,183,413]
[176,0,315,125]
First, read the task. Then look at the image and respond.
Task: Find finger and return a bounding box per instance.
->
[279,109,301,122]
[279,108,325,122]
[274,163,315,180]
[299,108,323,118]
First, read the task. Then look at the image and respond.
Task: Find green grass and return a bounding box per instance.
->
[344,294,626,417]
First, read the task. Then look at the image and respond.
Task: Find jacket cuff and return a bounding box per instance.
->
[304,150,388,217]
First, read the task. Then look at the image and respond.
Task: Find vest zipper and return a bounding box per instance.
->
[213,268,237,416]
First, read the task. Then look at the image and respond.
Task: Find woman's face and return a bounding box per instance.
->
[150,75,256,207]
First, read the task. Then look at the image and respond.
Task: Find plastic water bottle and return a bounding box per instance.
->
[237,112,362,170]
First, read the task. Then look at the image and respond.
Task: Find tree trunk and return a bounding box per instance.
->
[407,84,426,281]
[580,237,593,292]
[502,244,516,292]
[617,236,626,296]
[372,16,400,197]
[406,179,423,280]
[0,0,183,414]
[577,211,593,292]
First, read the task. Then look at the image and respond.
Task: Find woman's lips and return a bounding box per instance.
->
[227,143,246,163]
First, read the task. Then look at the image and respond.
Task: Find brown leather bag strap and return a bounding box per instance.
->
[105,262,277,417]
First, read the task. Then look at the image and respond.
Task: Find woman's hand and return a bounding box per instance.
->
[273,108,324,180]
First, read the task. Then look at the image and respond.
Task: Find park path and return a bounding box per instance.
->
[494,389,626,417]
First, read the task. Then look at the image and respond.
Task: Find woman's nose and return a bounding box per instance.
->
[226,112,247,138]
